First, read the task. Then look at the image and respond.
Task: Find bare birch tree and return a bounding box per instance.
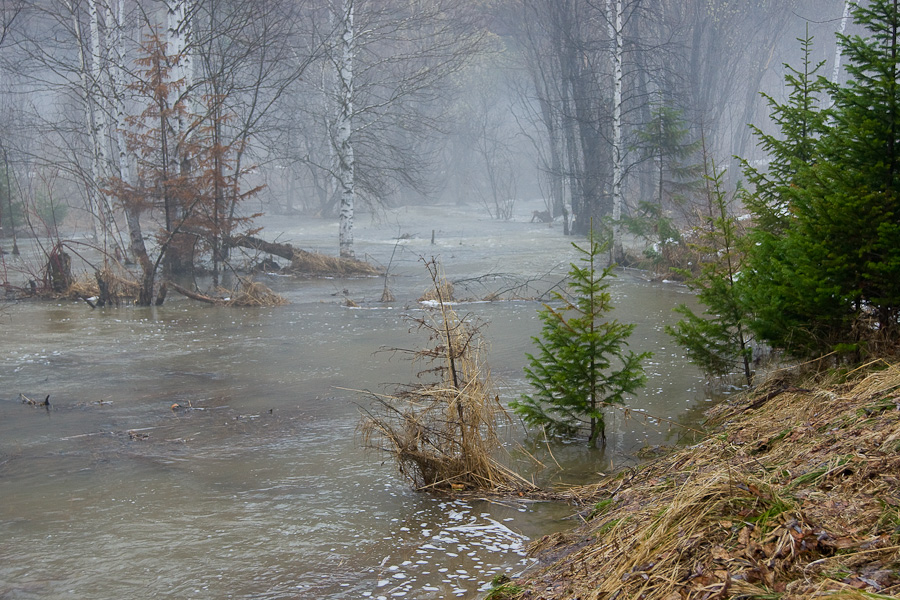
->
[310,0,483,258]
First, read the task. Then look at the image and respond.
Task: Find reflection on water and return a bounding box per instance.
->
[0,202,710,598]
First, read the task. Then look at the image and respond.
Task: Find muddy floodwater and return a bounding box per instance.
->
[1,202,712,599]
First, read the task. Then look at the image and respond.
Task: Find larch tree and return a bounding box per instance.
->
[191,0,315,285]
[108,27,262,305]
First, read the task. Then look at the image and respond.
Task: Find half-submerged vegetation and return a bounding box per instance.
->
[358,259,532,493]
[511,230,650,447]
[3,233,379,307]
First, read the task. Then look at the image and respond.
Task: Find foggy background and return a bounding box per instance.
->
[0,0,855,257]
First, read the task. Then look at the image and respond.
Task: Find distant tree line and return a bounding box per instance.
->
[0,0,851,302]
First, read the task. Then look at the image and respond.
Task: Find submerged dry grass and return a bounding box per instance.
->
[512,363,900,600]
[360,261,532,493]
[63,266,140,304]
[288,249,381,276]
[222,278,287,307]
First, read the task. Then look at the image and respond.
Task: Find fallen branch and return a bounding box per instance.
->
[168,282,222,305]
[225,233,297,261]
[226,233,381,276]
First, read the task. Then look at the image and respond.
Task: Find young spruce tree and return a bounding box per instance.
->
[511,231,650,447]
[806,0,900,350]
[739,30,839,358]
[666,165,753,386]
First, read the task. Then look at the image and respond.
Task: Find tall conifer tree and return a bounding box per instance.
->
[743,3,900,358]
[739,31,836,357]
[810,0,900,348]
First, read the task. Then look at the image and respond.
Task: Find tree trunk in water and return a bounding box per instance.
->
[47,245,73,293]
[336,0,356,259]
[124,204,156,306]
[608,0,625,263]
[225,234,298,261]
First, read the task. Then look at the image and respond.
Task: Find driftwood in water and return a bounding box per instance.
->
[226,233,380,276]
[169,279,288,307]
[226,234,297,262]
[169,282,221,304]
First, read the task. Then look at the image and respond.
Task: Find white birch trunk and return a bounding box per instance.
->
[105,0,147,264]
[69,0,100,243]
[165,0,193,152]
[88,0,119,253]
[832,0,852,86]
[608,0,625,261]
[336,0,356,259]
[105,0,130,185]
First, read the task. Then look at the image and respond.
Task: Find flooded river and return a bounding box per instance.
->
[1,202,711,598]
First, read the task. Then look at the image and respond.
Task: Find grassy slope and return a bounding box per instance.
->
[500,363,900,600]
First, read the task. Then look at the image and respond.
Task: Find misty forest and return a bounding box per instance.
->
[3,1,900,599]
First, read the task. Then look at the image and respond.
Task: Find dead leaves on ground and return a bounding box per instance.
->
[515,364,900,599]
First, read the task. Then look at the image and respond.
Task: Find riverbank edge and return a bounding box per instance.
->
[495,362,900,600]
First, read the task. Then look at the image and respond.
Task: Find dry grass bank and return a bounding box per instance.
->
[502,363,900,600]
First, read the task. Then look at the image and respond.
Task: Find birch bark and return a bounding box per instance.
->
[105,0,150,266]
[607,0,625,261]
[336,0,356,258]
[832,0,852,85]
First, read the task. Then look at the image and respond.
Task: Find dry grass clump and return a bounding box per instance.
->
[418,278,454,303]
[359,260,531,493]
[288,249,381,276]
[63,273,100,299]
[224,278,287,307]
[514,362,900,600]
[64,267,140,305]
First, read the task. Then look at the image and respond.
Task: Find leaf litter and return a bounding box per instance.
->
[512,362,900,599]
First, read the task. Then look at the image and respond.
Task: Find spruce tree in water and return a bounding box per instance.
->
[666,165,754,387]
[511,232,650,447]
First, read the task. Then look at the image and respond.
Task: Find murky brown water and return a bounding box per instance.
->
[0,202,712,598]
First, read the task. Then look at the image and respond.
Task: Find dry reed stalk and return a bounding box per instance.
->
[359,260,529,493]
[64,274,100,299]
[289,250,381,276]
[418,279,454,303]
[64,266,141,304]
